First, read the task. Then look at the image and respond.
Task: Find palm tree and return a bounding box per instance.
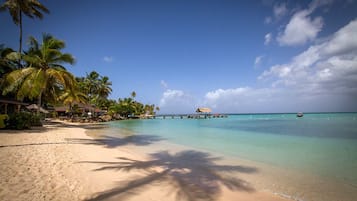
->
[94,75,112,109]
[0,0,49,57]
[114,97,136,118]
[75,71,113,109]
[97,76,112,98]
[2,33,76,113]
[84,71,99,103]
[0,45,17,79]
[58,87,87,116]
[131,91,136,99]
[0,45,19,99]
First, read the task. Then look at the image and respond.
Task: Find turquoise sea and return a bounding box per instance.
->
[90,113,357,200]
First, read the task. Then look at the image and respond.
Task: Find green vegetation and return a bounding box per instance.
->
[108,94,159,118]
[76,71,112,109]
[0,0,159,129]
[2,33,77,113]
[4,112,42,129]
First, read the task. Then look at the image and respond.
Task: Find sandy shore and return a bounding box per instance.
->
[0,120,290,201]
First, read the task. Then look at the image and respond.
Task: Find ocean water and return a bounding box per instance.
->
[94,113,357,199]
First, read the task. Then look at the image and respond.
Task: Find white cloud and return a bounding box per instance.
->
[261,19,357,100]
[264,33,272,45]
[273,3,288,19]
[254,55,264,67]
[264,16,272,24]
[276,0,334,46]
[264,3,288,25]
[159,89,196,114]
[321,19,357,56]
[203,87,295,113]
[277,9,323,46]
[160,80,168,89]
[157,19,357,114]
[103,56,114,63]
[309,0,334,11]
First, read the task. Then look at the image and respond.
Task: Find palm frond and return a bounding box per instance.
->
[21,0,49,19]
[0,0,20,25]
[2,67,35,99]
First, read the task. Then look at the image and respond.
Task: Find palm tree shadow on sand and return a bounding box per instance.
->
[83,150,258,201]
[66,134,164,148]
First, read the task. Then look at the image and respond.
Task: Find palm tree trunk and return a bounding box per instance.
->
[37,91,42,115]
[18,9,22,67]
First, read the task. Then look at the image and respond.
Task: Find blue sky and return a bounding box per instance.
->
[2,0,357,113]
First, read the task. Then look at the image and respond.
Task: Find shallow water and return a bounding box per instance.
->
[89,113,357,200]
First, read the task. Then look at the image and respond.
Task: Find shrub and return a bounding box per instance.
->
[6,112,32,130]
[30,114,43,126]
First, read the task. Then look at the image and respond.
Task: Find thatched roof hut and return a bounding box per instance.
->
[26,104,49,113]
[196,107,212,113]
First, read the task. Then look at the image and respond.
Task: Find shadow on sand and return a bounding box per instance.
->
[0,134,163,148]
[0,120,109,134]
[66,134,164,148]
[83,150,258,201]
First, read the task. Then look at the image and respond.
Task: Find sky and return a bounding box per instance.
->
[1,0,357,114]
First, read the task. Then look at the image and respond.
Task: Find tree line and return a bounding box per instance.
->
[0,0,159,121]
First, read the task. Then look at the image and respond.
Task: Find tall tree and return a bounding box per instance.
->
[0,0,49,60]
[85,71,99,102]
[97,76,112,98]
[79,71,112,107]
[131,91,136,99]
[2,33,76,113]
[0,45,19,98]
[58,87,87,115]
[0,45,17,78]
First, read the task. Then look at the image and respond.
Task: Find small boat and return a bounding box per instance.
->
[297,112,304,117]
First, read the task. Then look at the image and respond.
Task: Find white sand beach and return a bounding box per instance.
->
[0,121,291,201]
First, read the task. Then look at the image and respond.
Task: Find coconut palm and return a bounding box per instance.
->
[0,45,16,79]
[2,33,76,113]
[0,45,20,98]
[58,87,87,116]
[81,71,112,107]
[83,71,99,103]
[93,75,112,109]
[0,0,49,57]
[113,97,136,118]
[97,76,112,98]
[131,91,136,99]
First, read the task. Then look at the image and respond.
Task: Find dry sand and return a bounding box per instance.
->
[0,120,290,201]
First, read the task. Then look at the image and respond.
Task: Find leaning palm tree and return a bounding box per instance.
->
[0,0,49,57]
[2,33,76,113]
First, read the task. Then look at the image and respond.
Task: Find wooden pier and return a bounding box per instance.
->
[150,114,228,119]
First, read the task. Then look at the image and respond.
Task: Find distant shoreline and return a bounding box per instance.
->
[155,111,357,116]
